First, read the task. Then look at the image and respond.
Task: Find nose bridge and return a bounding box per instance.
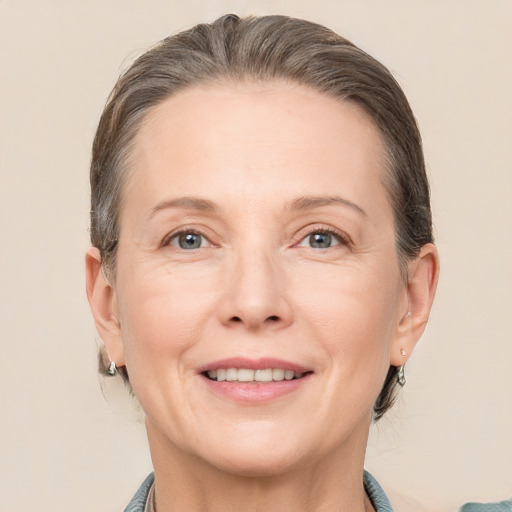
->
[219,238,292,330]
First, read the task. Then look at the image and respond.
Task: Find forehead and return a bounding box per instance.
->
[126,81,389,213]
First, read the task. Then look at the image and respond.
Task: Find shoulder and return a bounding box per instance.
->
[364,470,395,512]
[124,473,155,512]
[460,500,512,512]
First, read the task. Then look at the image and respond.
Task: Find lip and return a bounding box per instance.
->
[198,357,313,403]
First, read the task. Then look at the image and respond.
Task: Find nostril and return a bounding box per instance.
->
[226,315,283,326]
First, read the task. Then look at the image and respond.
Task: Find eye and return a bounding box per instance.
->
[168,231,209,250]
[297,230,344,249]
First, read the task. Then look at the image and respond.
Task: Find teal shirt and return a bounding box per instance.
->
[123,472,512,512]
[124,470,394,511]
[460,501,512,512]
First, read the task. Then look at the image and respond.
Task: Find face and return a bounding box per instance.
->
[112,82,409,475]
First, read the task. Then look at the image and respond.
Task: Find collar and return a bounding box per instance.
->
[125,470,394,512]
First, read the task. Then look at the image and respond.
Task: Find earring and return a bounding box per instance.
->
[107,361,117,376]
[397,364,406,386]
[400,348,407,357]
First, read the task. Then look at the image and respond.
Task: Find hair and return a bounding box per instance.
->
[91,14,433,420]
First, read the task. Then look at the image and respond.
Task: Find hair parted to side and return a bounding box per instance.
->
[91,14,433,420]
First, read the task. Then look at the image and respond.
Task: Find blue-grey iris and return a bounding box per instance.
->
[309,233,332,248]
[179,233,202,249]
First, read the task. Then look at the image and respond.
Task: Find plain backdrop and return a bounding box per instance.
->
[0,1,511,511]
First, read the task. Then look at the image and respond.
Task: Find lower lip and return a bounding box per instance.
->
[201,375,311,403]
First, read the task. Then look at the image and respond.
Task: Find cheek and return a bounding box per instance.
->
[116,269,217,366]
[114,268,220,426]
[285,266,403,442]
[295,265,402,371]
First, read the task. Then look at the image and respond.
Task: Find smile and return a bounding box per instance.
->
[205,368,306,382]
[199,358,313,402]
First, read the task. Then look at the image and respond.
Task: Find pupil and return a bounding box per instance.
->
[179,233,201,249]
[310,233,331,248]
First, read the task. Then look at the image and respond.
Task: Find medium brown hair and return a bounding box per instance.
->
[91,14,433,420]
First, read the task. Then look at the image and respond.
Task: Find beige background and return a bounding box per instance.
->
[1,1,511,511]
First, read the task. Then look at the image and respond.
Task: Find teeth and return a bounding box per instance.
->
[226,368,238,381]
[272,369,285,381]
[255,369,273,382]
[206,368,306,382]
[237,369,255,382]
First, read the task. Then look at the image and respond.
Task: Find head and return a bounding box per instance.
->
[87,14,438,474]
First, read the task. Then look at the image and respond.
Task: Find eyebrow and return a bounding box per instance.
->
[148,197,218,218]
[287,195,368,217]
[147,194,367,219]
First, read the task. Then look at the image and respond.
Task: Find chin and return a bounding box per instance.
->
[207,448,303,478]
[192,426,310,477]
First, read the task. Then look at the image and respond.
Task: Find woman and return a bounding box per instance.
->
[86,14,439,511]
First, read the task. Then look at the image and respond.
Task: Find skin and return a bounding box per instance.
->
[86,82,439,512]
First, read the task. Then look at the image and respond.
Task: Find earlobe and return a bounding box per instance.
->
[85,247,126,366]
[391,243,440,366]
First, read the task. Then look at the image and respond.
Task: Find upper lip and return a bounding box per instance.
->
[198,357,311,374]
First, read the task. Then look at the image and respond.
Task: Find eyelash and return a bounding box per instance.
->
[294,226,350,249]
[162,228,212,250]
[162,226,350,250]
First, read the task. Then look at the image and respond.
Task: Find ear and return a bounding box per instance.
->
[390,243,440,366]
[85,247,126,367]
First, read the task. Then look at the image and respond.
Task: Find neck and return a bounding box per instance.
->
[146,421,375,512]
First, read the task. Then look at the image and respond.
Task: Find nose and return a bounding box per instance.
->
[217,247,293,331]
